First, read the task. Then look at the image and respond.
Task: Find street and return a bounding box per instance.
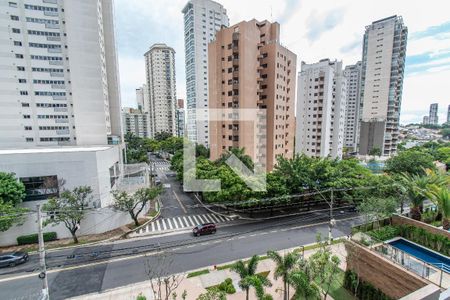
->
[0,156,363,300]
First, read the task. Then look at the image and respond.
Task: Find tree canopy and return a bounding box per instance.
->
[384,149,435,176]
[0,172,27,232]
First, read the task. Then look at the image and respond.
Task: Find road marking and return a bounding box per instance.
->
[172,190,187,214]
[191,215,200,225]
[156,220,161,231]
[197,215,205,223]
[161,219,167,230]
[151,222,155,232]
[202,214,213,223]
[176,217,183,228]
[187,216,194,226]
[209,214,221,223]
[167,219,173,230]
[172,218,179,229]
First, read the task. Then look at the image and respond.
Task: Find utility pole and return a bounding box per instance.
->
[37,204,49,300]
[328,189,335,245]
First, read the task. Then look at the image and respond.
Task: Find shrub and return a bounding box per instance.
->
[136,294,146,300]
[367,226,399,241]
[17,232,57,245]
[207,278,236,294]
[344,270,393,300]
[187,269,210,278]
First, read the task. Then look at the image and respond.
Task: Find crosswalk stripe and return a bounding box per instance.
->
[167,218,173,229]
[187,216,195,226]
[202,214,213,223]
[176,217,183,228]
[209,214,220,223]
[217,215,227,222]
[156,220,161,231]
[191,215,200,225]
[197,215,205,223]
[162,219,167,230]
[172,218,179,229]
[151,222,155,232]
[181,216,188,227]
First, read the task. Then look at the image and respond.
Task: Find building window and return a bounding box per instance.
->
[10,15,19,21]
[12,28,20,33]
[14,41,22,46]
[20,175,59,202]
[17,66,25,71]
[20,91,28,95]
[18,79,26,83]
[21,102,30,107]
[24,126,32,130]
[25,138,34,142]
[9,2,17,7]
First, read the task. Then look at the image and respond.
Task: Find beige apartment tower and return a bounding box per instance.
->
[208,20,296,171]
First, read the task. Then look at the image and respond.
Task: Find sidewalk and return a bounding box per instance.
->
[69,243,348,300]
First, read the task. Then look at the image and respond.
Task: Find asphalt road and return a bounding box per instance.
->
[0,211,362,300]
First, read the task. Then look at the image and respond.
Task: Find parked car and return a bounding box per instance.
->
[0,252,29,268]
[192,223,216,236]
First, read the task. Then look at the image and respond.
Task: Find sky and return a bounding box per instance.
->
[114,0,450,125]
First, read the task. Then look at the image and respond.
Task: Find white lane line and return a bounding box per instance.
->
[172,190,187,213]
[151,222,155,232]
[183,216,190,227]
[161,219,167,230]
[167,219,173,230]
[209,214,221,223]
[187,216,195,226]
[156,220,161,231]
[202,214,213,223]
[196,215,205,223]
[191,215,200,225]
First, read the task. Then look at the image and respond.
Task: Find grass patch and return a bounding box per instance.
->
[187,269,210,278]
[315,268,356,300]
[216,255,269,270]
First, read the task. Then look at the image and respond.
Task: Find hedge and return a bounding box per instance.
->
[17,232,57,245]
[344,270,393,300]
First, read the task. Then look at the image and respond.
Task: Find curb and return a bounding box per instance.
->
[125,196,162,238]
[193,193,239,220]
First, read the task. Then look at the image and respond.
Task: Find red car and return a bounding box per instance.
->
[192,223,216,236]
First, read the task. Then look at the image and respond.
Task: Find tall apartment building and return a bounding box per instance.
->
[176,99,185,137]
[182,0,229,147]
[447,105,450,124]
[122,107,150,138]
[136,84,150,113]
[0,0,122,149]
[343,62,362,152]
[144,43,177,137]
[209,20,297,171]
[429,103,438,125]
[359,16,408,156]
[295,59,347,159]
[423,115,430,125]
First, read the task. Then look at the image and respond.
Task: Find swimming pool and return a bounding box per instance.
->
[388,238,450,272]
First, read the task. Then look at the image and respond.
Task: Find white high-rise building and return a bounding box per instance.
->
[343,61,362,152]
[295,59,347,159]
[359,16,408,156]
[135,84,149,113]
[0,0,122,149]
[144,44,177,137]
[122,107,150,138]
[429,103,438,125]
[182,0,229,147]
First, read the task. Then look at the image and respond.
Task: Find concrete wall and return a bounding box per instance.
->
[345,240,429,299]
[391,214,450,239]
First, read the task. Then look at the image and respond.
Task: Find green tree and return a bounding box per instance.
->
[288,270,320,300]
[154,132,172,141]
[43,186,93,243]
[427,186,450,229]
[441,128,450,139]
[0,172,27,232]
[368,147,382,156]
[231,255,270,300]
[196,289,226,300]
[125,133,149,163]
[385,149,435,176]
[358,196,398,229]
[267,250,299,300]
[112,187,162,227]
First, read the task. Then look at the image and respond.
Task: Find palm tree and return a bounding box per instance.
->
[428,186,450,229]
[288,270,320,300]
[267,250,299,300]
[231,255,272,300]
[401,170,448,220]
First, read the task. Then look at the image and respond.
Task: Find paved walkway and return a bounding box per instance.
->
[69,243,348,300]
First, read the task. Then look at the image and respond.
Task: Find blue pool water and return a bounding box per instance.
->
[389,238,450,271]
